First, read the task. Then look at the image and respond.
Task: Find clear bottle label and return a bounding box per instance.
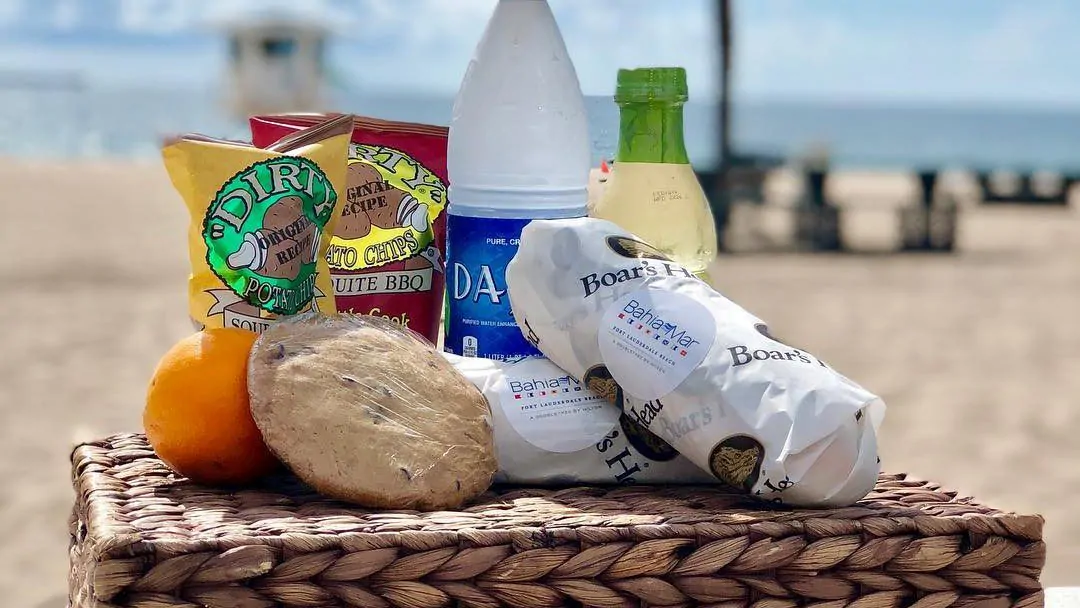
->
[445,213,542,360]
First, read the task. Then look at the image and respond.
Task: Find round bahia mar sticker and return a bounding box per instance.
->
[202,156,338,316]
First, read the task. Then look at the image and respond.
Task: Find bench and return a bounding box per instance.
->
[697,153,783,252]
[976,170,1076,206]
[795,168,958,253]
[898,170,959,252]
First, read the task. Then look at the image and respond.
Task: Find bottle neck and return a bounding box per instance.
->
[614,101,689,164]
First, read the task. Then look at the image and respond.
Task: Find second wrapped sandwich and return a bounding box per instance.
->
[443,353,717,486]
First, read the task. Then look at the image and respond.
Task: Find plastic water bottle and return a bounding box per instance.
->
[444,0,590,361]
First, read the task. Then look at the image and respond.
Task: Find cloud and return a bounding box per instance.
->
[728,0,1080,106]
[1,0,1080,107]
[0,0,717,95]
[0,0,19,26]
[116,0,191,33]
[0,40,223,87]
[557,0,717,97]
[966,2,1080,74]
[326,0,717,97]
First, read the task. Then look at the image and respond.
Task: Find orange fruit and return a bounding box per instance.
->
[144,327,279,485]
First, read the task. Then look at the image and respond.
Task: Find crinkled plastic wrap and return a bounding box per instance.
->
[505,217,885,507]
[248,312,497,510]
[443,353,718,486]
[161,114,353,333]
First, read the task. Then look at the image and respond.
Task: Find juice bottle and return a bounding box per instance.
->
[444,0,590,361]
[590,67,717,280]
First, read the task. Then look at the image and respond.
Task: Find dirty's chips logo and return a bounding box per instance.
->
[203,156,337,316]
[605,235,673,262]
[708,434,765,492]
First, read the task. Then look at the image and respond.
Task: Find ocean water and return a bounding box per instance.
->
[1,83,1079,173]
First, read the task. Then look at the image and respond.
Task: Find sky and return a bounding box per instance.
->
[0,0,1079,108]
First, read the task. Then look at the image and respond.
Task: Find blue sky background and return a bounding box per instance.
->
[0,0,1079,108]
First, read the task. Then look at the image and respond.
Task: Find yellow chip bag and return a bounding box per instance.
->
[162,114,353,333]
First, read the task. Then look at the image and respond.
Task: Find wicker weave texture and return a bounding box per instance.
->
[70,434,1045,608]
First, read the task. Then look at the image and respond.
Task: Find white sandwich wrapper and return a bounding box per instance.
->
[504,216,886,507]
[443,353,718,486]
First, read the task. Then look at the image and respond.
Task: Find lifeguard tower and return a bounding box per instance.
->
[207,4,344,120]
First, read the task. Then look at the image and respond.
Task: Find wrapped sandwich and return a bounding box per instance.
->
[504,217,885,507]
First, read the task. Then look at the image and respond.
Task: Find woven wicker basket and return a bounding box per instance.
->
[70,433,1045,608]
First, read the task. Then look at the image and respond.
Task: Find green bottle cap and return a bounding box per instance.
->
[614,67,688,104]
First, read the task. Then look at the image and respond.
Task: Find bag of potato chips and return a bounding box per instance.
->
[162,114,353,333]
[249,113,449,345]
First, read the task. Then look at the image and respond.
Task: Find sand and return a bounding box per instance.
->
[1,160,1076,606]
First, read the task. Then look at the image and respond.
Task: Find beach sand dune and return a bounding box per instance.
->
[2,161,1077,606]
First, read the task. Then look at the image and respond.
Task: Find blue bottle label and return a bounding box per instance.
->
[445,213,542,361]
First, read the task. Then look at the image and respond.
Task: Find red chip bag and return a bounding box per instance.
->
[250,113,448,345]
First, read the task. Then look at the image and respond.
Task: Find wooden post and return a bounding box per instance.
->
[718,0,732,169]
[713,0,733,251]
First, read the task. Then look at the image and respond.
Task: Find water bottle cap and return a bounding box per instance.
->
[614,67,688,104]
